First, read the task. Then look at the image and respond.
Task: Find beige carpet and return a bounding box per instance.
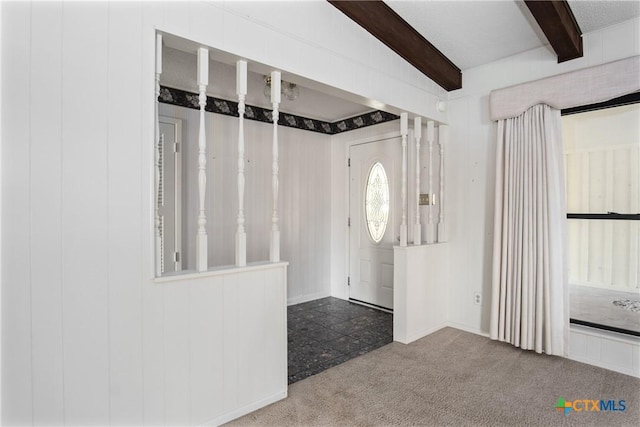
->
[228,327,640,426]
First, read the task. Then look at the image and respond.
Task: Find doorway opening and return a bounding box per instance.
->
[287,297,393,384]
[349,137,401,311]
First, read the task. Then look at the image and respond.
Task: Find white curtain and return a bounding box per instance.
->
[489,104,568,356]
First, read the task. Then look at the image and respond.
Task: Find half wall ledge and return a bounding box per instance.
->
[154,260,289,284]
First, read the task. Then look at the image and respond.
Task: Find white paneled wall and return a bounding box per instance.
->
[159,104,331,304]
[4,1,448,424]
[569,325,640,378]
[2,2,33,423]
[31,2,65,423]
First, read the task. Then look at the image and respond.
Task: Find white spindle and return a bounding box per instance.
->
[438,124,448,242]
[414,117,422,245]
[270,71,281,262]
[154,34,163,276]
[426,121,436,244]
[400,113,408,247]
[236,60,247,267]
[196,47,209,272]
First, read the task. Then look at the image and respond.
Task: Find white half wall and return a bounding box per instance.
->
[153,263,288,426]
[569,324,640,378]
[394,244,449,344]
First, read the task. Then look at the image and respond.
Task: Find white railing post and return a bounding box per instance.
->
[414,117,422,245]
[426,120,436,244]
[438,124,448,242]
[196,47,209,272]
[400,113,408,247]
[154,34,163,276]
[270,71,281,262]
[236,60,247,267]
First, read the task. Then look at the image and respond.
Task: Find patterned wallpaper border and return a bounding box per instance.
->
[159,86,399,135]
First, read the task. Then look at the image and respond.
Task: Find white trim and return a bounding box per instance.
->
[287,290,332,306]
[394,323,449,345]
[158,116,183,273]
[0,1,3,418]
[443,324,640,378]
[203,390,288,426]
[154,261,288,284]
[443,322,491,338]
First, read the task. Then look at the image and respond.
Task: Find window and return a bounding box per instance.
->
[365,162,390,243]
[563,95,640,336]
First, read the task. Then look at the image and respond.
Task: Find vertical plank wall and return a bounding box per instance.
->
[61,3,111,424]
[2,2,32,424]
[1,1,448,425]
[107,2,145,425]
[31,1,65,424]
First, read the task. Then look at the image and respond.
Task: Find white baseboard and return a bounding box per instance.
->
[444,322,490,338]
[394,323,448,344]
[204,389,288,426]
[287,290,331,306]
[443,323,639,378]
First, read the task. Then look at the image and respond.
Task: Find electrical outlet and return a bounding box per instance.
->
[473,292,482,305]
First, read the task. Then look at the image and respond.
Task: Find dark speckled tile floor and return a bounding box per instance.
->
[287,297,393,384]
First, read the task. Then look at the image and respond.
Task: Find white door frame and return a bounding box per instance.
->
[346,131,402,309]
[159,116,183,272]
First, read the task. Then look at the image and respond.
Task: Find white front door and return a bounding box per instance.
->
[159,117,183,274]
[349,137,401,310]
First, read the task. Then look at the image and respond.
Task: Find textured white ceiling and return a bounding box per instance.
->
[388,0,640,71]
[387,0,545,70]
[569,0,640,33]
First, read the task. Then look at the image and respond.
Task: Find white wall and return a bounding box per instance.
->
[445,18,640,335]
[159,104,332,304]
[1,1,446,425]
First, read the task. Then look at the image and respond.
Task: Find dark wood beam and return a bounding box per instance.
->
[328,0,462,91]
[524,0,583,63]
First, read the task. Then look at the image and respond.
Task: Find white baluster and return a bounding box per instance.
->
[400,112,408,247]
[414,117,422,245]
[426,120,436,244]
[438,125,448,242]
[154,33,163,276]
[270,71,281,262]
[236,60,247,267]
[196,47,209,272]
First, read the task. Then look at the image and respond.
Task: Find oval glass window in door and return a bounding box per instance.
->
[365,162,390,243]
